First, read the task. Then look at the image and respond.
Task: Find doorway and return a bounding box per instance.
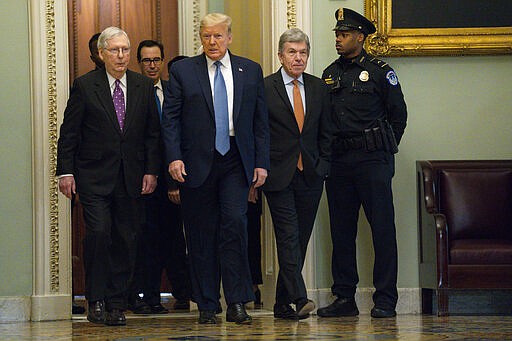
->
[67,0,277,310]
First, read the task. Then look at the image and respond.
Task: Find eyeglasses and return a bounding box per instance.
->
[105,47,131,55]
[141,57,163,66]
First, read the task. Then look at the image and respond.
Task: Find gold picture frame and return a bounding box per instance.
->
[364,0,512,56]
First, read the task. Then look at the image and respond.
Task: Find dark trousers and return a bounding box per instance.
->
[326,150,398,310]
[247,196,263,286]
[79,168,142,311]
[264,170,323,305]
[136,183,191,305]
[180,145,255,311]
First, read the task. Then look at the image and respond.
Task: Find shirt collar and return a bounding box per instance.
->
[280,67,304,86]
[337,49,368,68]
[206,52,231,70]
[154,79,162,90]
[106,71,127,88]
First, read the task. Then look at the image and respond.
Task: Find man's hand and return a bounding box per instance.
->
[167,189,181,204]
[252,168,267,188]
[58,176,76,199]
[248,184,259,203]
[141,174,157,194]
[169,160,187,183]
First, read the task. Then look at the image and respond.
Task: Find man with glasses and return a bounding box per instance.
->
[57,27,160,326]
[126,40,191,314]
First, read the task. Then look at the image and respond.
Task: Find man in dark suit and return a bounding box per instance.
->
[57,27,160,326]
[127,41,191,314]
[263,28,333,320]
[161,13,270,325]
[88,32,104,70]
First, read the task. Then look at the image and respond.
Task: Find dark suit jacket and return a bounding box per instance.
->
[161,52,270,188]
[158,79,178,191]
[56,69,161,198]
[263,69,333,191]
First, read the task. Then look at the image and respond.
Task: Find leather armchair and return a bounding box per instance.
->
[417,160,512,316]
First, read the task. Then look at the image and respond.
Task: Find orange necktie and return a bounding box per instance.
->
[293,79,304,171]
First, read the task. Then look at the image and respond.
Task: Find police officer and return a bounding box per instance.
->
[317,8,407,318]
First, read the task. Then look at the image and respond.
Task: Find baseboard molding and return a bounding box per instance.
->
[0,296,31,322]
[309,287,421,315]
[31,294,72,321]
[0,294,72,322]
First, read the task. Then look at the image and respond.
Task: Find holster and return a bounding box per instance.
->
[378,120,399,154]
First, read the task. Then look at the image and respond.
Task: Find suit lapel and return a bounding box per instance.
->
[194,55,215,118]
[93,71,122,134]
[231,54,244,124]
[123,70,141,133]
[303,73,315,129]
[272,70,294,114]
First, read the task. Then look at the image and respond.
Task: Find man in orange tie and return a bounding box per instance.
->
[262,28,333,320]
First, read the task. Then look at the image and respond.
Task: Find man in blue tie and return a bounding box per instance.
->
[129,41,191,314]
[161,13,270,324]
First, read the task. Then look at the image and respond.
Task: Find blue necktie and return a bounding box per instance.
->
[155,86,162,121]
[214,61,230,155]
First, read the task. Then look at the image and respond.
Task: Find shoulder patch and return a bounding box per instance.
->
[386,70,398,86]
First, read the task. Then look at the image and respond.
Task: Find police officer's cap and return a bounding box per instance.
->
[333,8,376,36]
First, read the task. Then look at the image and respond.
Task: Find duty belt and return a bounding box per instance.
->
[334,122,398,154]
[336,136,365,151]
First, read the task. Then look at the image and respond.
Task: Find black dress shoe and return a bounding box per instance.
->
[105,309,126,326]
[149,303,169,314]
[273,304,298,320]
[371,307,397,318]
[128,296,152,314]
[317,297,359,317]
[173,299,190,311]
[296,298,315,319]
[226,303,252,324]
[87,300,105,324]
[198,310,217,324]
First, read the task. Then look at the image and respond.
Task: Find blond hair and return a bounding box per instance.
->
[200,13,232,34]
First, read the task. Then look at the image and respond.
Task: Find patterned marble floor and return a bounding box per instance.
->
[2,308,512,340]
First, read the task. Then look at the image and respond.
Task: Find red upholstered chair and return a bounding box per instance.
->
[417,160,512,316]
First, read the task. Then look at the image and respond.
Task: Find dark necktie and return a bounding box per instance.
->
[155,85,162,121]
[214,61,230,155]
[113,79,126,131]
[293,79,304,171]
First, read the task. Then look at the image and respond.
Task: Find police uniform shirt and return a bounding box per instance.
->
[322,49,407,144]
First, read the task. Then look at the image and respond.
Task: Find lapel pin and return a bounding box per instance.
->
[239,67,243,72]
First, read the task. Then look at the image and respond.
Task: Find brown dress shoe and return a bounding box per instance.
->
[296,298,315,319]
